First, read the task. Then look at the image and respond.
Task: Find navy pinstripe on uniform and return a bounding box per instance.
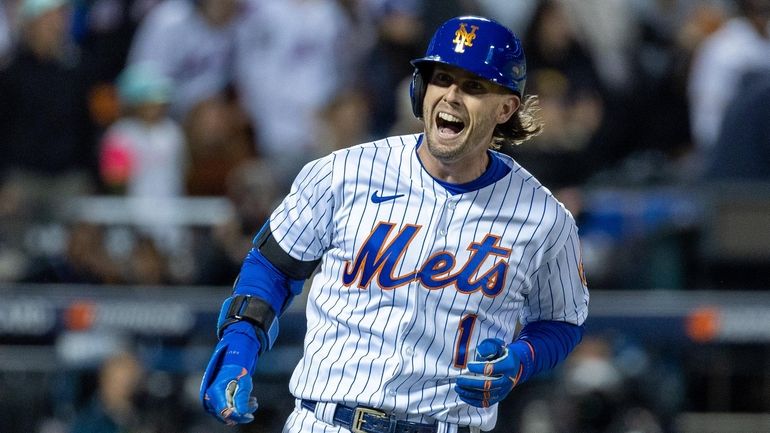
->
[271,134,589,431]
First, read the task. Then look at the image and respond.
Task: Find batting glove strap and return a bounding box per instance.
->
[454,338,521,408]
[508,340,536,385]
[217,295,278,355]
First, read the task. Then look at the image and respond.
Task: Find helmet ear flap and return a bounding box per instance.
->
[410,68,425,119]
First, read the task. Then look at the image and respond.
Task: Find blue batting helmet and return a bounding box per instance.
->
[410,16,527,118]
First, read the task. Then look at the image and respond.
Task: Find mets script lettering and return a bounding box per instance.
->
[342,222,511,297]
[453,23,479,53]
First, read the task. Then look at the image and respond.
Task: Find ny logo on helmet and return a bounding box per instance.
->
[452,23,479,53]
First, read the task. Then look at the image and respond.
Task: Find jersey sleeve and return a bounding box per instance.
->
[269,153,336,261]
[520,221,589,326]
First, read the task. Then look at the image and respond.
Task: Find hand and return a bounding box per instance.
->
[455,338,521,408]
[200,332,259,424]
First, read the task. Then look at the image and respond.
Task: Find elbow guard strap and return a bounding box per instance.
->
[254,225,320,280]
[217,295,278,354]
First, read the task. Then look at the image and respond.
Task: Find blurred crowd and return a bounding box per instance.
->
[1,1,770,432]
[1,0,769,290]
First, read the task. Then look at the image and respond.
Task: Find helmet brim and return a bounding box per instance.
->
[411,57,521,96]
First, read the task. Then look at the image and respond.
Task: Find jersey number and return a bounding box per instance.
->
[453,314,477,368]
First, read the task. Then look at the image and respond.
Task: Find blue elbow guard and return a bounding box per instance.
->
[217,295,279,355]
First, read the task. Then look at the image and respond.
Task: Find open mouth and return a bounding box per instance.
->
[436,112,465,136]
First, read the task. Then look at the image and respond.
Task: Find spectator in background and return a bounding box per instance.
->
[127,0,250,199]
[184,88,255,196]
[559,0,657,173]
[234,0,374,193]
[99,62,188,256]
[73,0,163,83]
[99,62,186,199]
[71,0,165,138]
[69,352,146,433]
[23,222,122,284]
[0,0,97,212]
[688,0,770,170]
[363,0,424,137]
[126,233,170,285]
[194,159,278,285]
[23,222,177,286]
[560,0,637,95]
[127,0,241,121]
[506,0,605,193]
[706,70,770,180]
[621,0,726,177]
[316,88,373,153]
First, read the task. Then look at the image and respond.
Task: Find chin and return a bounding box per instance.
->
[425,133,467,161]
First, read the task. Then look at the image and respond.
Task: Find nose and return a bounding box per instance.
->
[442,84,461,103]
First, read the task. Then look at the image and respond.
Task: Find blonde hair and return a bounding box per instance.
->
[491,95,544,149]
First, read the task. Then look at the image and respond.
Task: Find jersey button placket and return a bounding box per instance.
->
[437,196,453,237]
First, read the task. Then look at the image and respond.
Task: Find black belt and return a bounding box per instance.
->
[300,399,471,433]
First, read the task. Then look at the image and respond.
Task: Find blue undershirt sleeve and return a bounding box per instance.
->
[232,247,304,314]
[220,247,306,366]
[508,320,584,385]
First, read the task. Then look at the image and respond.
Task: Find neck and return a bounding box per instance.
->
[417,142,489,184]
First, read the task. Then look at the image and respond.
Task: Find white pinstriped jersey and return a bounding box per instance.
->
[270,134,589,430]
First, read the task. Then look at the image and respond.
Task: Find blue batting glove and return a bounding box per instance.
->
[455,338,521,408]
[200,327,260,424]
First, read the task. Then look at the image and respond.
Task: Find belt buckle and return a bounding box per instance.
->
[351,406,388,433]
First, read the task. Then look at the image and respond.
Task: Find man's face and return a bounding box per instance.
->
[421,64,519,164]
[26,5,69,55]
[204,0,241,27]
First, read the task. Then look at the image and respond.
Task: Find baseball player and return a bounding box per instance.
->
[200,16,589,433]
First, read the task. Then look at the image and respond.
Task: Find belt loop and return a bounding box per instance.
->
[437,422,477,433]
[313,401,338,425]
[436,421,452,433]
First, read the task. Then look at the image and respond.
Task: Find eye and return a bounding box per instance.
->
[431,72,453,87]
[462,80,487,94]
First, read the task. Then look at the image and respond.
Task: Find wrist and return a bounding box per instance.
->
[221,322,261,373]
[508,340,535,385]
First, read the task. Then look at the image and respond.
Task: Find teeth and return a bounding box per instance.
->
[438,112,462,123]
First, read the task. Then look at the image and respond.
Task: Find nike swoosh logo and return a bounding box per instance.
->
[371,191,405,203]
